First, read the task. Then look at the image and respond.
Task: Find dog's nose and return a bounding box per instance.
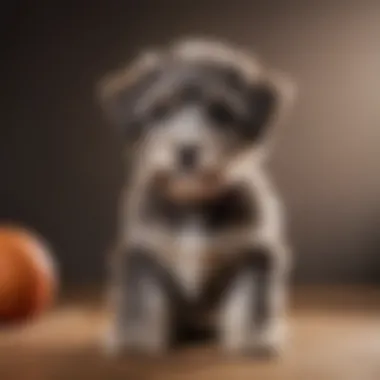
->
[178,145,199,171]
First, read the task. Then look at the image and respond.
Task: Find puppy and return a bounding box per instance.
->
[98,38,295,356]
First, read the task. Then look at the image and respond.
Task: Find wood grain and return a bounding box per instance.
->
[1,287,379,380]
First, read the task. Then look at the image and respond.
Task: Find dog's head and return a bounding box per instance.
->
[98,39,295,201]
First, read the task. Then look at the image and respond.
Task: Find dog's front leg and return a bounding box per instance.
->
[218,245,289,357]
[104,246,171,356]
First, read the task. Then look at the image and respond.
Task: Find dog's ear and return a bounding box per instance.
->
[245,70,296,142]
[96,51,162,138]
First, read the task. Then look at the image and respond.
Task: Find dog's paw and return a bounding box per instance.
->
[101,327,123,357]
[100,324,139,358]
[100,324,169,358]
[219,319,288,359]
[248,319,288,358]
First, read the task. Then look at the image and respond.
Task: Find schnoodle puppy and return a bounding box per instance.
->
[98,38,296,357]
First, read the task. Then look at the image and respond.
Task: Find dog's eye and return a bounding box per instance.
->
[181,85,202,103]
[207,101,236,125]
[224,69,244,91]
[120,118,144,142]
[149,103,170,121]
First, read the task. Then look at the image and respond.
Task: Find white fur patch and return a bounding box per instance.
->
[174,217,207,297]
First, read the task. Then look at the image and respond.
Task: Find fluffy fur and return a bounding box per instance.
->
[98,38,296,356]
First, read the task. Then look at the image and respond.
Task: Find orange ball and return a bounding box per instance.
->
[0,226,57,324]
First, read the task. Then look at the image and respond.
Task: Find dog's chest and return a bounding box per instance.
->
[143,185,256,233]
[140,186,258,297]
[173,217,211,297]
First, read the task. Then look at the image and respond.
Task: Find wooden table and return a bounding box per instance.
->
[1,287,379,380]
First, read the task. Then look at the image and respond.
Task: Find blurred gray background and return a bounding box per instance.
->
[1,0,380,285]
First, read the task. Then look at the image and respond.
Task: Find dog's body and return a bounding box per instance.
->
[98,39,295,356]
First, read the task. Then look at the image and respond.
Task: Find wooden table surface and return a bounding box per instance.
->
[1,287,379,380]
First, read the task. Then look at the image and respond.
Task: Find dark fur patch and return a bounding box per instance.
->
[199,246,273,311]
[141,183,257,233]
[104,59,277,144]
